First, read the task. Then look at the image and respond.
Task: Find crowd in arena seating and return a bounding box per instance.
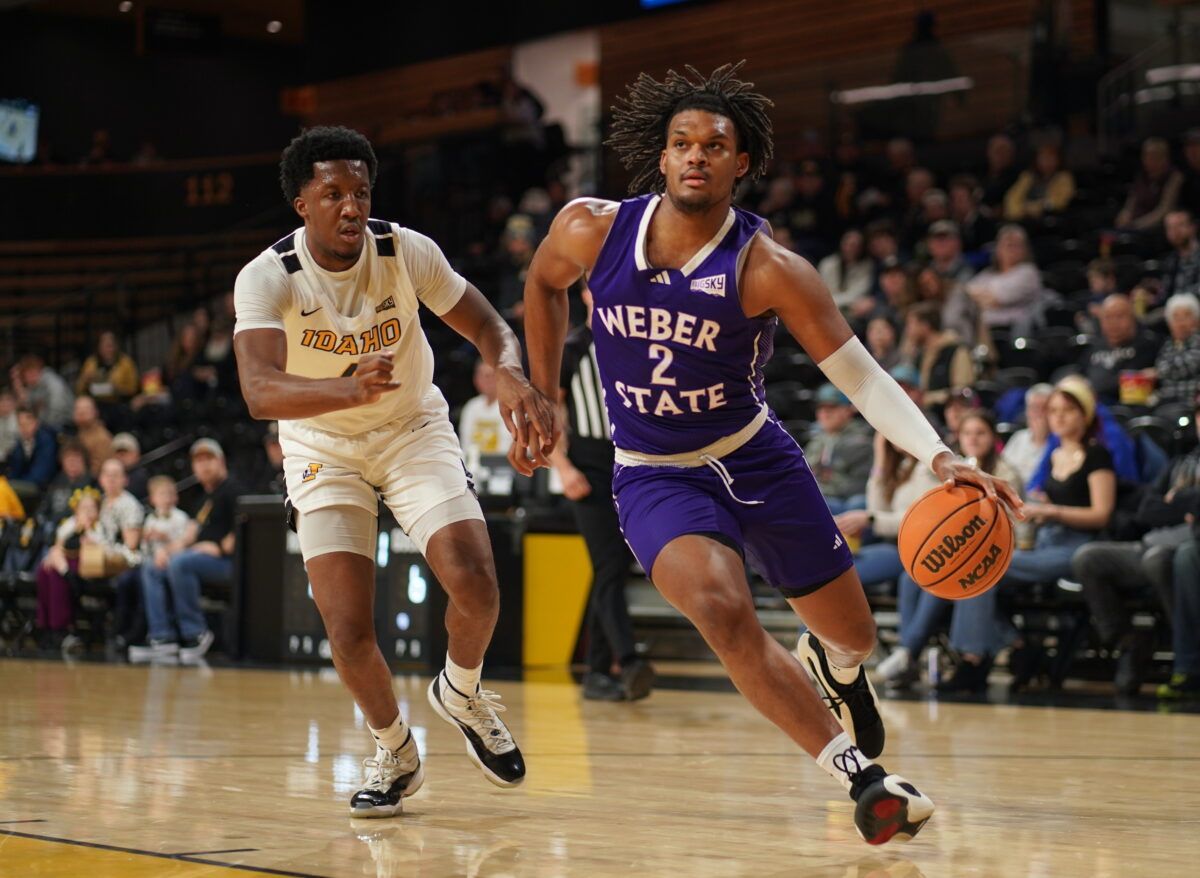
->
[3,123,1200,701]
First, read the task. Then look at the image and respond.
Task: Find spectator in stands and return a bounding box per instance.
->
[1081,293,1162,406]
[111,433,148,501]
[1159,506,1200,699]
[836,430,941,594]
[805,384,873,514]
[948,174,995,253]
[165,322,205,403]
[1161,209,1200,298]
[866,314,902,372]
[1003,142,1076,221]
[1180,129,1200,216]
[965,224,1043,332]
[784,160,838,259]
[138,439,236,662]
[872,257,917,324]
[242,425,285,496]
[0,387,16,462]
[495,214,536,318]
[879,137,918,211]
[919,189,950,228]
[819,228,873,311]
[941,377,1116,692]
[75,331,139,410]
[97,457,143,565]
[35,441,93,528]
[900,167,936,246]
[925,219,974,284]
[877,410,1023,688]
[121,476,191,655]
[97,456,144,656]
[194,315,239,401]
[9,353,73,430]
[0,473,22,520]
[941,387,982,451]
[35,487,102,646]
[1147,293,1200,407]
[458,359,513,463]
[1087,258,1118,299]
[904,302,974,407]
[7,407,58,505]
[1071,401,1200,694]
[1001,383,1055,485]
[865,219,902,267]
[1116,137,1183,232]
[981,133,1020,209]
[71,396,112,477]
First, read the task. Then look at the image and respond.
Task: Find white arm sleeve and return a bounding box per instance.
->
[818,336,953,472]
[233,253,290,334]
[399,228,467,316]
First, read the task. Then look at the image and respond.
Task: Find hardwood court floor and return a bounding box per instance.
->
[2,659,1199,877]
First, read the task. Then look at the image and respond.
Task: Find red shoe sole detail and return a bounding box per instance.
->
[873,798,901,819]
[868,822,900,845]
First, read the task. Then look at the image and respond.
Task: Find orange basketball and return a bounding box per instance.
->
[897,483,1014,600]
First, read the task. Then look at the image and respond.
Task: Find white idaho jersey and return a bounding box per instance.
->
[233,219,466,437]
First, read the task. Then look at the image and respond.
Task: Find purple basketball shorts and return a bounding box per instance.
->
[611,419,855,597]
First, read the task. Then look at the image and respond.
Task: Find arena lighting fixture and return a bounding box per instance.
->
[1145,64,1200,85]
[266,19,282,33]
[830,76,973,105]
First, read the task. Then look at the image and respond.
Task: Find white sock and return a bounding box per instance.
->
[828,657,863,685]
[368,711,410,753]
[816,732,875,792]
[443,652,482,703]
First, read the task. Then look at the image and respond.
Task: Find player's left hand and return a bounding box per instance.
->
[495,363,558,475]
[931,451,1025,520]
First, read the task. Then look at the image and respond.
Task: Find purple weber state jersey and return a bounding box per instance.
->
[588,194,775,455]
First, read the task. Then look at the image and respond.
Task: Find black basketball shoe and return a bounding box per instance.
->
[797,632,885,758]
[427,673,526,787]
[849,764,935,845]
[350,729,424,818]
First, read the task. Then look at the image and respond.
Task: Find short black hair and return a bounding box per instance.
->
[279,126,378,204]
[606,61,774,195]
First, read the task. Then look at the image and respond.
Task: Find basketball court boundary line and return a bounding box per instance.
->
[0,829,328,878]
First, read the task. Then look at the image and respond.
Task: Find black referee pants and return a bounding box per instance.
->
[571,481,637,674]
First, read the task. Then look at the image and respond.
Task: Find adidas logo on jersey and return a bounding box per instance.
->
[649,270,671,284]
[690,274,726,297]
[833,534,844,550]
[375,296,396,313]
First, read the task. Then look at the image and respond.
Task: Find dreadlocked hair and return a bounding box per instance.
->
[606,60,774,195]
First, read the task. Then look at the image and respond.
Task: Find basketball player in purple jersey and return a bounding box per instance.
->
[519,64,1022,844]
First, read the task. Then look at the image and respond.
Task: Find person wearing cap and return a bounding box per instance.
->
[940,376,1117,693]
[136,438,240,663]
[904,301,974,408]
[111,432,148,501]
[1002,141,1075,221]
[925,219,973,285]
[1161,209,1200,300]
[805,384,873,515]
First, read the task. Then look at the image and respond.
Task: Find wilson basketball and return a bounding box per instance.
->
[898,484,1014,600]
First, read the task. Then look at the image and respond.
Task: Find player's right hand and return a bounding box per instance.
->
[349,352,401,406]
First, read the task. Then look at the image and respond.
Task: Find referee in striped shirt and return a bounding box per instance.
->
[551,288,654,701]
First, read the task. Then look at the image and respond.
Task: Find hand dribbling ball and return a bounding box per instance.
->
[898,483,1014,600]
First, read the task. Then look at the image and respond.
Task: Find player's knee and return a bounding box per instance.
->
[325,618,377,661]
[823,618,877,666]
[441,559,499,620]
[688,588,757,649]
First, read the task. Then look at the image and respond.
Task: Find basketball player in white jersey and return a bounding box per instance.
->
[233,126,556,817]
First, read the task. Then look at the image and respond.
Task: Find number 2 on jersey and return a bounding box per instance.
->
[649,344,676,386]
